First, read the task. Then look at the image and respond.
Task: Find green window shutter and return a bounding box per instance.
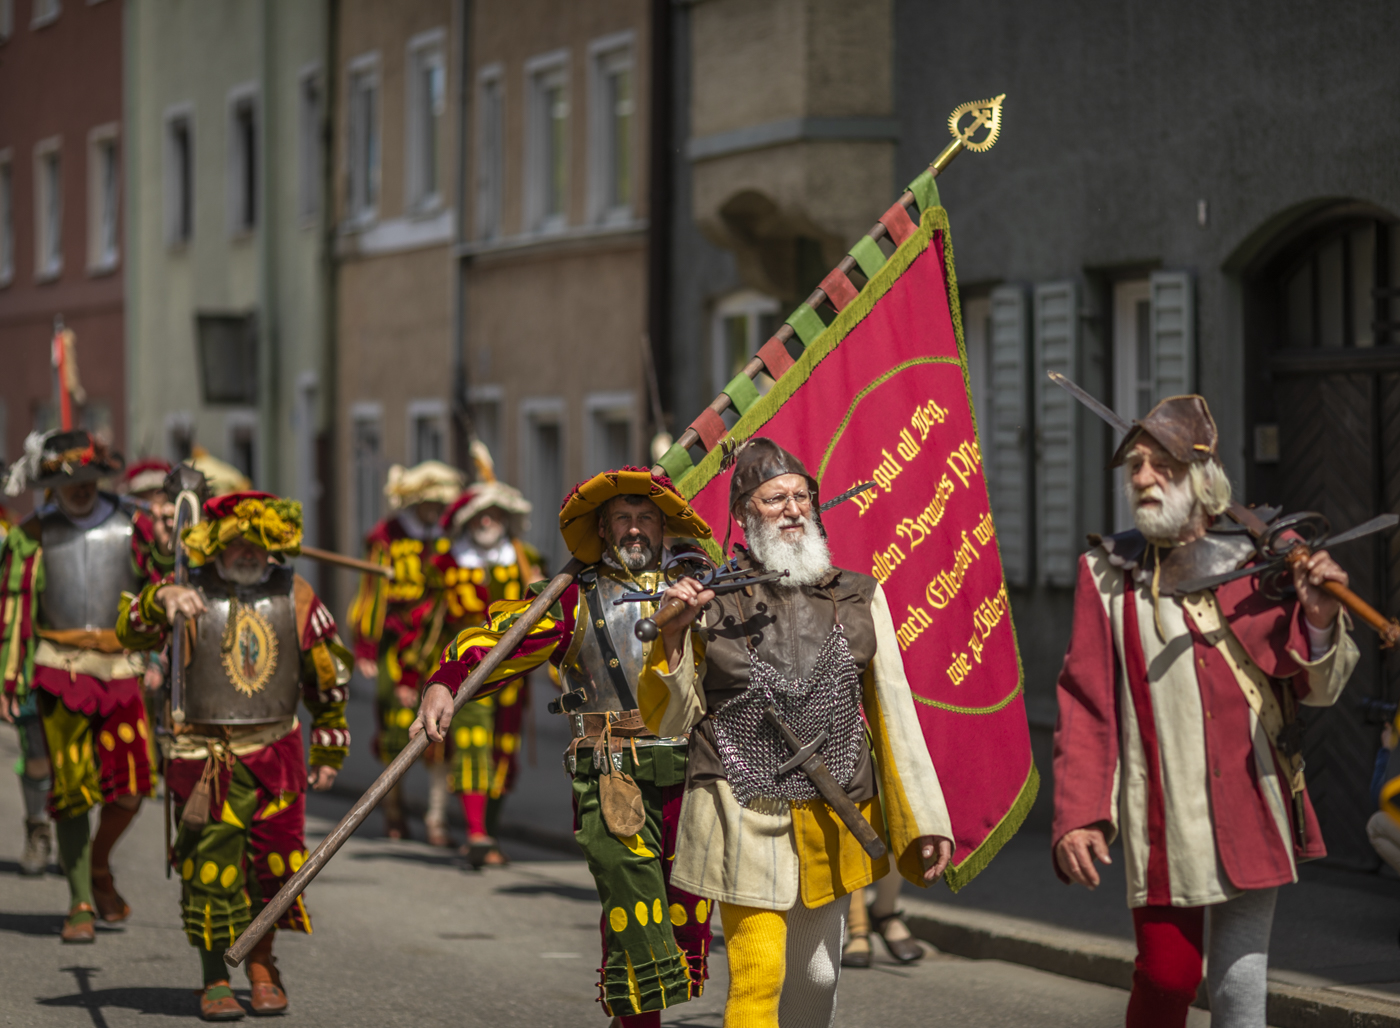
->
[989,284,1032,589]
[1033,281,1080,588]
[1149,271,1195,400]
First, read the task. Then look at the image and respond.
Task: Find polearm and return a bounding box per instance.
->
[228,93,1005,968]
[300,544,395,580]
[224,556,586,967]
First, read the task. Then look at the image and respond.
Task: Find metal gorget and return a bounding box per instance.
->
[1100,521,1261,597]
[710,625,863,808]
[184,564,302,725]
[558,566,660,714]
[38,500,140,631]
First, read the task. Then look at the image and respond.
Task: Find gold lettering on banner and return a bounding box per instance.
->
[946,439,982,488]
[972,510,996,547]
[895,605,933,652]
[910,399,949,441]
[924,530,980,610]
[946,650,973,685]
[851,484,878,517]
[872,449,904,493]
[872,542,906,585]
[896,427,922,463]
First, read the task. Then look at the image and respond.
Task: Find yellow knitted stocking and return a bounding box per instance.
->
[720,902,788,1028]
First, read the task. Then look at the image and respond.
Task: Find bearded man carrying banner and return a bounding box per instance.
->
[348,460,464,842]
[1052,396,1357,1028]
[117,491,352,1020]
[432,461,540,866]
[644,438,953,1028]
[0,430,165,939]
[415,466,714,1027]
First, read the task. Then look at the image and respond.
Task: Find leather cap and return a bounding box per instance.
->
[1110,394,1219,468]
[726,438,820,515]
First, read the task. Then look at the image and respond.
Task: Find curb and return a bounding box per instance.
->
[905,903,1400,1028]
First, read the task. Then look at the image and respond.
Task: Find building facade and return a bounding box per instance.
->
[0,0,125,512]
[333,0,460,575]
[125,0,332,563]
[456,0,654,571]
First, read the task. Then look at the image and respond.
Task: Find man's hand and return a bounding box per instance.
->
[918,836,954,881]
[394,684,418,709]
[156,584,206,622]
[308,765,338,791]
[355,658,378,680]
[1055,826,1112,888]
[0,695,17,724]
[1293,548,1347,629]
[657,577,715,670]
[410,683,455,743]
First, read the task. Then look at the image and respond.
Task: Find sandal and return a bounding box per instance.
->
[841,932,873,968]
[61,903,97,944]
[871,910,924,964]
[91,867,131,925]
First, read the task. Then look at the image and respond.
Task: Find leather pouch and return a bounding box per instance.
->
[596,733,645,837]
[181,776,211,829]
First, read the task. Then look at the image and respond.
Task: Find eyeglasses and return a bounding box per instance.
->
[753,491,812,511]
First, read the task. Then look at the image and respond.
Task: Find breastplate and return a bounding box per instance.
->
[184,565,302,725]
[559,567,660,714]
[38,504,141,630]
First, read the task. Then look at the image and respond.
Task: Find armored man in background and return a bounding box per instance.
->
[646,439,953,1028]
[1052,397,1357,1028]
[118,492,352,1020]
[0,430,164,940]
[416,467,714,1027]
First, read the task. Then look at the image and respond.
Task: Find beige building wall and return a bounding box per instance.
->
[334,0,458,577]
[461,0,651,569]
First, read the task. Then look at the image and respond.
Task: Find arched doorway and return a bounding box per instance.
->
[1242,201,1400,868]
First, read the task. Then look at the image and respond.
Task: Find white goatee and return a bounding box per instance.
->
[745,511,831,587]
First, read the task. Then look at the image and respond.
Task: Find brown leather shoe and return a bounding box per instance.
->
[872,910,924,963]
[61,903,97,944]
[91,867,131,924]
[200,981,246,1021]
[246,952,287,1016]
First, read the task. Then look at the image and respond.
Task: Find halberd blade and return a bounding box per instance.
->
[1325,513,1400,548]
[1047,372,1132,434]
[1176,560,1280,595]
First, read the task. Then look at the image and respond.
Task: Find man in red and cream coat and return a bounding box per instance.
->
[1053,395,1358,1028]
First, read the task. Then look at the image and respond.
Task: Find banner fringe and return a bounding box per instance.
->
[943,760,1039,894]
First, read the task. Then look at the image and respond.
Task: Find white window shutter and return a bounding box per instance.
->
[989,284,1031,588]
[1034,281,1080,588]
[1150,271,1195,400]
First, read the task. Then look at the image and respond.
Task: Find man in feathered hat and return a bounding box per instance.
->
[415,467,715,1027]
[1052,396,1357,1028]
[645,437,954,1028]
[117,491,352,1020]
[348,459,465,842]
[0,430,165,938]
[430,442,541,865]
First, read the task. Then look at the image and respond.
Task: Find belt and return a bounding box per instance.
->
[38,627,124,653]
[561,708,687,774]
[160,717,300,761]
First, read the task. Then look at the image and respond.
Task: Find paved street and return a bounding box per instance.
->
[0,720,1203,1028]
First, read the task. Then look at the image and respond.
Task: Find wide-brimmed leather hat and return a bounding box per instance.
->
[1110,395,1219,468]
[724,438,820,515]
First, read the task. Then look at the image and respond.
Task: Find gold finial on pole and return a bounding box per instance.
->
[932,93,1006,172]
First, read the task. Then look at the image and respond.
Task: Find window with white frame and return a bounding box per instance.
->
[87,124,119,273]
[226,411,258,485]
[228,87,258,235]
[468,385,503,463]
[346,54,380,224]
[712,290,780,396]
[406,30,446,214]
[525,52,569,233]
[475,66,503,240]
[30,0,58,29]
[352,404,384,543]
[165,412,194,463]
[585,392,635,476]
[961,294,993,454]
[298,67,321,222]
[34,138,62,279]
[589,36,633,223]
[165,108,193,247]
[520,398,565,567]
[1112,278,1151,529]
[0,150,13,285]
[407,399,448,464]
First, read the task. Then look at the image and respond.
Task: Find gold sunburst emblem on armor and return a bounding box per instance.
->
[221,605,280,696]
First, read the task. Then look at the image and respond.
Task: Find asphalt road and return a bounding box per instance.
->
[0,728,1207,1027]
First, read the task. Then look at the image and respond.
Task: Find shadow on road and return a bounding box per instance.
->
[344,847,463,870]
[0,858,60,877]
[37,966,200,1026]
[0,910,65,936]
[495,882,599,903]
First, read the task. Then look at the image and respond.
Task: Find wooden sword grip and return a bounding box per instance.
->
[635,598,685,642]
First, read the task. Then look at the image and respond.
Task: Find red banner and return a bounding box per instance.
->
[677,207,1034,890]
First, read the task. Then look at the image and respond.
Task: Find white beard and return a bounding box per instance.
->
[1131,476,1199,541]
[613,537,656,572]
[216,554,271,585]
[470,521,505,549]
[745,511,831,587]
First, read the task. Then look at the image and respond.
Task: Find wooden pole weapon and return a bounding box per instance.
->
[225,557,585,966]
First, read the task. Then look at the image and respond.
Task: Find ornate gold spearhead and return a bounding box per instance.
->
[932,93,1005,172]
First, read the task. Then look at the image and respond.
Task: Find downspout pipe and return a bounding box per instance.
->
[644,0,674,442]
[450,0,474,471]
[258,0,280,490]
